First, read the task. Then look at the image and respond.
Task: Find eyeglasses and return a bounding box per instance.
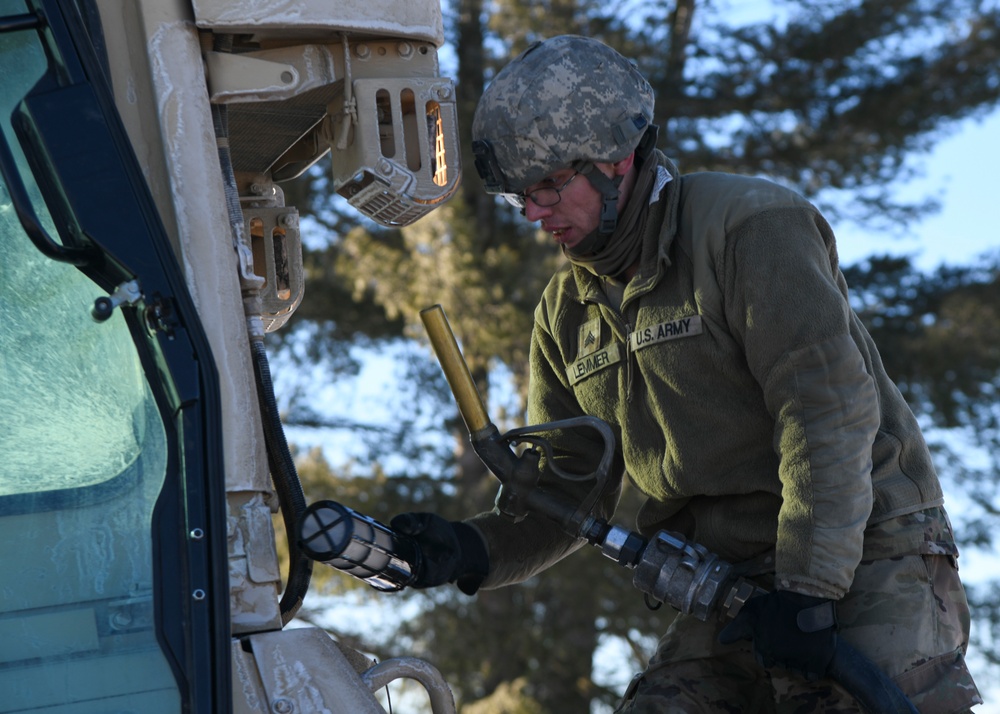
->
[501,172,580,209]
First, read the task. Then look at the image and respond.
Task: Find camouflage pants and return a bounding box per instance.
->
[614,554,982,713]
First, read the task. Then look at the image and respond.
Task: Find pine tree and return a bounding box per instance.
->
[274,1,1000,709]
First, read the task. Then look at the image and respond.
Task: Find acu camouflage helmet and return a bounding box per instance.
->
[472,35,655,197]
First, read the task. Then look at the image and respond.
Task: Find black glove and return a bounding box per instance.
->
[390,512,490,595]
[718,590,838,681]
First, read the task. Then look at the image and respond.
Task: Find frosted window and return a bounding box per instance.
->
[0,4,181,711]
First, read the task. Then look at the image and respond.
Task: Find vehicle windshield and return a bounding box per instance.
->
[0,220,152,497]
[0,9,151,498]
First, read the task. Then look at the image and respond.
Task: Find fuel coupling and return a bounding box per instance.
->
[589,522,760,621]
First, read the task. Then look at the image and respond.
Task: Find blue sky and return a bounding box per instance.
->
[833,109,1000,271]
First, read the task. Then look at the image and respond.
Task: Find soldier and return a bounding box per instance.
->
[392,35,982,711]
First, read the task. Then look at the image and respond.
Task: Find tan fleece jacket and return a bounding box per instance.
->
[469,153,944,599]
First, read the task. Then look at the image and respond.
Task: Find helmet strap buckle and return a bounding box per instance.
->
[578,162,624,234]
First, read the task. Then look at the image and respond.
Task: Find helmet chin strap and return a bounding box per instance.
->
[566,162,623,256]
[579,162,624,234]
[569,125,659,256]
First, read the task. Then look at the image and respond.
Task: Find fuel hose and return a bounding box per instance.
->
[421,303,918,714]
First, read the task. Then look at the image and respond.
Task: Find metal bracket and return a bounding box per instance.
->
[91,279,141,322]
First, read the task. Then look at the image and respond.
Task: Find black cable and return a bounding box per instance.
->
[829,641,919,714]
[250,337,313,624]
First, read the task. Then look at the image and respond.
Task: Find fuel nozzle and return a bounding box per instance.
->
[420,304,617,536]
[298,500,420,592]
